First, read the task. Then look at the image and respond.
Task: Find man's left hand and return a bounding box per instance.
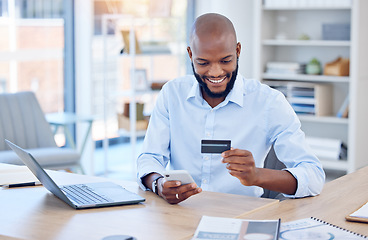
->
[221,148,260,186]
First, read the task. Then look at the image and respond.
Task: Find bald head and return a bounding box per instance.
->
[187,13,241,106]
[189,13,237,47]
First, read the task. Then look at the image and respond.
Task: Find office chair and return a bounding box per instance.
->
[0,91,82,172]
[261,145,288,200]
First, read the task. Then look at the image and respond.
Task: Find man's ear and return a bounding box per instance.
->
[187,46,193,60]
[236,42,241,58]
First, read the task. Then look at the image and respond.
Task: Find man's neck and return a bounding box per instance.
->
[202,90,225,108]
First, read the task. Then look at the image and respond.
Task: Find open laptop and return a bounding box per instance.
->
[5,139,145,209]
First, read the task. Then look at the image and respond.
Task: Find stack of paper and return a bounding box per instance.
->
[0,163,38,187]
[266,62,303,75]
[305,136,346,161]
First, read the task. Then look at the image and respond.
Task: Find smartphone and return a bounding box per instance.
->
[163,170,195,185]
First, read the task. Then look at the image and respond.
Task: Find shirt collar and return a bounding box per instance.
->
[225,75,244,107]
[186,74,244,107]
[187,77,204,104]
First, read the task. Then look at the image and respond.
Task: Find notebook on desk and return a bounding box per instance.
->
[5,140,145,209]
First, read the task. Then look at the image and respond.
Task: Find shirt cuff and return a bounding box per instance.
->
[282,167,307,198]
[137,166,166,191]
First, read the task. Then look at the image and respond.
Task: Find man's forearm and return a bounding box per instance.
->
[255,168,297,195]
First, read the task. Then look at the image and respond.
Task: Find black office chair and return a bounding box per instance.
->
[261,145,288,200]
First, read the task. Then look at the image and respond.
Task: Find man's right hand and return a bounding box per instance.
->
[158,177,202,204]
[143,172,202,204]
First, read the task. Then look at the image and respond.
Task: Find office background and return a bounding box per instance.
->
[0,0,367,182]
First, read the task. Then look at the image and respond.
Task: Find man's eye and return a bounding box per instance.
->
[197,62,208,66]
[221,60,232,64]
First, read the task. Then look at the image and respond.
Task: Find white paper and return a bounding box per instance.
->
[350,202,368,219]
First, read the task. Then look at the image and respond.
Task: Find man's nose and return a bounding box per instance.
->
[207,63,224,78]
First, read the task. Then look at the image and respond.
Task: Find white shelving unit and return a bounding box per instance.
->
[101,14,185,175]
[254,0,368,173]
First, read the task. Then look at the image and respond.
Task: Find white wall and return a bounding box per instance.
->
[195,0,255,78]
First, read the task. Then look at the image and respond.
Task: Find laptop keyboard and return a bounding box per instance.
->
[61,184,111,205]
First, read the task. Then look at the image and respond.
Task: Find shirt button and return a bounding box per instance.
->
[211,109,213,112]
[204,156,209,160]
[202,179,208,184]
[206,132,211,137]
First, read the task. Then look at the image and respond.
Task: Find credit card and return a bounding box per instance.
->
[201,140,231,154]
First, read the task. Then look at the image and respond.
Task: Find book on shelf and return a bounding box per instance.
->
[305,136,347,160]
[346,201,368,223]
[337,94,349,118]
[267,81,333,116]
[266,62,303,75]
[192,215,280,240]
[291,103,315,115]
[280,217,367,239]
[121,30,141,54]
[264,0,352,8]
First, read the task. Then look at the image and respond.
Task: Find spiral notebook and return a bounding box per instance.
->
[280,217,367,239]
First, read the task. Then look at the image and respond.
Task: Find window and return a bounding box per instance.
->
[0,0,65,113]
[91,0,188,141]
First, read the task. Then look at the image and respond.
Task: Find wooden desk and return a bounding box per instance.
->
[238,166,368,236]
[0,169,277,240]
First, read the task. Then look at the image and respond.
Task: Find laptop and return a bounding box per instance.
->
[5,139,145,209]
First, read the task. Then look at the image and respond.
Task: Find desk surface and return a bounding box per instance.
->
[0,168,277,240]
[238,165,368,236]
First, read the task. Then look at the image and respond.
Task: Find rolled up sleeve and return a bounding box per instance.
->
[268,92,326,198]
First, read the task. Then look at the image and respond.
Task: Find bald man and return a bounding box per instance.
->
[137,13,325,204]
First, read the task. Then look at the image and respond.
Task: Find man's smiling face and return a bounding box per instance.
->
[191,60,238,99]
[188,32,241,101]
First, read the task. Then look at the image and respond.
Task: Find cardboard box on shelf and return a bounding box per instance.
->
[123,102,145,120]
[324,57,350,76]
[117,114,148,131]
[118,102,148,131]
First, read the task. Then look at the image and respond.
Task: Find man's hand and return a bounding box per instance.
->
[142,172,202,204]
[221,148,260,186]
[221,148,297,195]
[158,177,202,204]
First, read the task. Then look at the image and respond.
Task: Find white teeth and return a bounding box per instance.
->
[207,77,225,84]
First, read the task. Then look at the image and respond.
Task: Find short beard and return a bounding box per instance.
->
[192,61,238,99]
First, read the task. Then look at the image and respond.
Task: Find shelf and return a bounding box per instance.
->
[263,6,351,11]
[253,1,368,174]
[262,73,350,83]
[298,115,349,124]
[262,39,351,47]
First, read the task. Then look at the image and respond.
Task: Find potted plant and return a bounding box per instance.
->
[306,58,321,75]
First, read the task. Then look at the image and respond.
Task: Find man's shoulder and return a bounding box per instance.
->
[241,76,278,96]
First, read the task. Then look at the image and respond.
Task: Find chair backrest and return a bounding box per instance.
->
[0,91,57,151]
[262,145,287,199]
